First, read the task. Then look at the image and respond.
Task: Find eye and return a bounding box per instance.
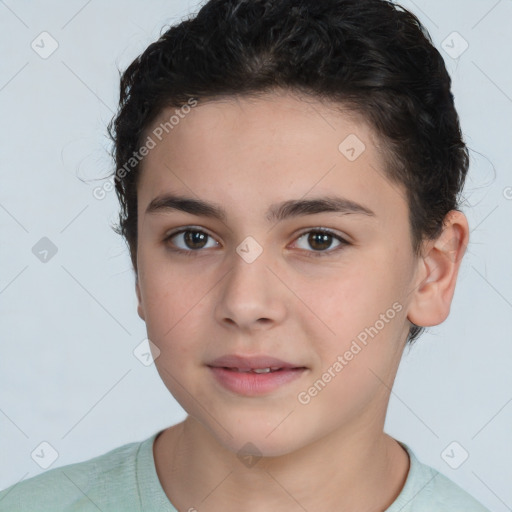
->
[164,228,219,254]
[292,228,349,257]
[163,226,349,257]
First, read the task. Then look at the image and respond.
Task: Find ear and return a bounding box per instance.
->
[135,275,146,321]
[407,210,469,327]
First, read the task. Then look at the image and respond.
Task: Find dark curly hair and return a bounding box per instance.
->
[107,0,469,345]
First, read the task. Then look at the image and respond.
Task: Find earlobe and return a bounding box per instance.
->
[407,210,469,328]
[135,276,146,321]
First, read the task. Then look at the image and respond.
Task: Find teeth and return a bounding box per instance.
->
[229,367,282,373]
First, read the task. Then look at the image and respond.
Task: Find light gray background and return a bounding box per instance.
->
[0,0,511,510]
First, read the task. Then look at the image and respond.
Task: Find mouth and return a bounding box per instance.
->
[207,354,308,396]
[218,366,293,373]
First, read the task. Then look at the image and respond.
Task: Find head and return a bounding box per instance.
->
[107,0,469,456]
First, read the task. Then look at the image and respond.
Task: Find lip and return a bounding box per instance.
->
[207,354,307,396]
[208,354,302,371]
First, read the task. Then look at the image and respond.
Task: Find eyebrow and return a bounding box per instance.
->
[145,193,375,223]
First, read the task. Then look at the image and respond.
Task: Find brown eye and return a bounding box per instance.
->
[165,228,219,252]
[307,232,334,251]
[293,228,349,257]
[182,230,208,249]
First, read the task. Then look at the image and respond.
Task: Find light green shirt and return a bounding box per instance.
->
[0,431,491,511]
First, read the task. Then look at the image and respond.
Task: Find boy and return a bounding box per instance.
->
[0,0,492,510]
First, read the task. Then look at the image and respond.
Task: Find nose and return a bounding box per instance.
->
[214,247,287,332]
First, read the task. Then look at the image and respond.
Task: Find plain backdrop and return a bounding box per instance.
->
[0,1,511,510]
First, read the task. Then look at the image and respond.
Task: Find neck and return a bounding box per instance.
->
[153,414,410,512]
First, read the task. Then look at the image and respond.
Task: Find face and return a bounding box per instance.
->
[135,91,420,457]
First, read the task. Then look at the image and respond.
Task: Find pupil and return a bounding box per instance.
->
[182,231,332,251]
[185,231,207,249]
[309,232,331,251]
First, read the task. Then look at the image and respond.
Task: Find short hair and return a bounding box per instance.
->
[108,0,469,345]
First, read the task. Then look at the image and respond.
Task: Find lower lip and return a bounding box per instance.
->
[208,366,306,396]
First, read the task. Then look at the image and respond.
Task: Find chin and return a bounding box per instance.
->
[198,411,309,459]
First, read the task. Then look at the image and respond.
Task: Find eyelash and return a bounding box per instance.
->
[163,227,350,258]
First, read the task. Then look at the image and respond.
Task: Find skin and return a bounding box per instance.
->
[134,90,469,511]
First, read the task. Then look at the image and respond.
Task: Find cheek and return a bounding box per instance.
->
[299,256,407,369]
[294,260,390,336]
[138,251,211,341]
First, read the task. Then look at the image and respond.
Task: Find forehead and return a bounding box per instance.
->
[136,91,408,227]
